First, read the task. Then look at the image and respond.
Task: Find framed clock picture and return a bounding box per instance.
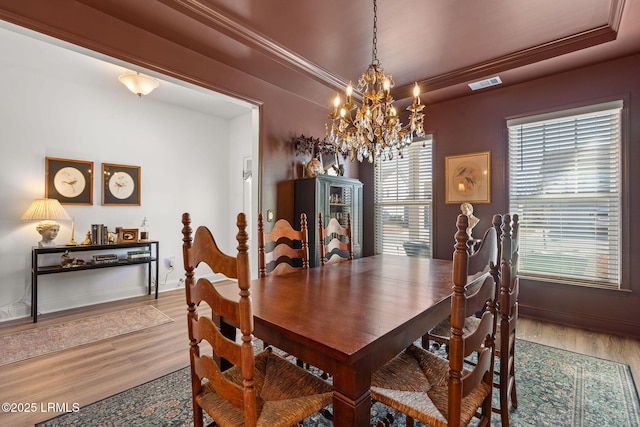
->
[45,157,94,205]
[102,163,141,206]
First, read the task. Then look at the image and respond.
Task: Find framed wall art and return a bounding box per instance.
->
[102,163,141,206]
[445,151,491,204]
[45,157,94,205]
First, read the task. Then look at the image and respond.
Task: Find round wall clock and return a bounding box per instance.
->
[53,166,86,198]
[108,171,135,199]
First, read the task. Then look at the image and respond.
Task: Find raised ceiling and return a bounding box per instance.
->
[7,0,640,107]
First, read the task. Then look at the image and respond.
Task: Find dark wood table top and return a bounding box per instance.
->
[217,254,454,426]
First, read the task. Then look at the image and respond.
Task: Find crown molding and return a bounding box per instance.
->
[162,0,625,102]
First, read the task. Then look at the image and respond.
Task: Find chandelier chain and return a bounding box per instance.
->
[372,0,378,64]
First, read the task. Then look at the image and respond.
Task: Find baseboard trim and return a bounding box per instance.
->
[520,304,640,339]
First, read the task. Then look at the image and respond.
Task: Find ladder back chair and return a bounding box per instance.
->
[182,212,333,427]
[426,214,503,351]
[258,212,309,277]
[257,212,310,367]
[371,214,498,427]
[318,212,352,266]
[427,213,520,426]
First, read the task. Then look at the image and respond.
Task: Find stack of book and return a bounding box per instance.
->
[93,254,118,265]
[91,224,110,245]
[127,250,151,261]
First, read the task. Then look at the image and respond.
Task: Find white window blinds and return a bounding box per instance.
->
[374,136,433,257]
[507,101,622,288]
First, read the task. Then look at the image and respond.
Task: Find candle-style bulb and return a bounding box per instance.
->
[346,84,353,97]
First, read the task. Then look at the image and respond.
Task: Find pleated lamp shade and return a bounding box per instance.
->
[21,198,70,221]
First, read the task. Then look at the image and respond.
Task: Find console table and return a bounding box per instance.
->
[31,240,159,322]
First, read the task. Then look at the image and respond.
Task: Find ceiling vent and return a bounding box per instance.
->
[468,76,502,91]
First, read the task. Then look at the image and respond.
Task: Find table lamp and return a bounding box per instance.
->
[21,198,71,247]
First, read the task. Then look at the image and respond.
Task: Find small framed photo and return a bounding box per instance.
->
[445,151,491,204]
[120,228,139,242]
[102,163,140,206]
[45,157,94,205]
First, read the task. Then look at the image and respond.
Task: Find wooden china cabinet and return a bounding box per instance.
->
[294,175,363,267]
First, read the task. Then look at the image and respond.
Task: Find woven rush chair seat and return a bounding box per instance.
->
[371,344,492,427]
[197,347,333,427]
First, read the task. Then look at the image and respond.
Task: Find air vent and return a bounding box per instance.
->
[468,76,502,91]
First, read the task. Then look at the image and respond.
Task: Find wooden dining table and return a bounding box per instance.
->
[216,254,454,427]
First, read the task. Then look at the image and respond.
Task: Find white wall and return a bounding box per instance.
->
[0,26,256,320]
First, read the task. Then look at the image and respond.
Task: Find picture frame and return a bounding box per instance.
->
[120,228,139,242]
[102,163,141,206]
[45,157,94,205]
[445,151,491,204]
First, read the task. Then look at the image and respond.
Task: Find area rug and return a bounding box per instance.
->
[36,340,640,427]
[1,305,172,367]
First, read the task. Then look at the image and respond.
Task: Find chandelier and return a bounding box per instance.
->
[325,0,425,166]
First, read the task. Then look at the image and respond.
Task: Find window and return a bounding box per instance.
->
[374,136,433,257]
[507,101,622,288]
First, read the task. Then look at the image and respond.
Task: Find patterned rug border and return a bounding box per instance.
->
[520,338,640,398]
[0,305,173,367]
[35,339,640,427]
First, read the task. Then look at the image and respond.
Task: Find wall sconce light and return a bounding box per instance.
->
[118,71,160,97]
[21,198,71,247]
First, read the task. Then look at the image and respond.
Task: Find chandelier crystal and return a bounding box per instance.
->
[326,0,425,166]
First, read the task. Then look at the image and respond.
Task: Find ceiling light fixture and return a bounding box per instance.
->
[118,71,160,97]
[325,0,425,166]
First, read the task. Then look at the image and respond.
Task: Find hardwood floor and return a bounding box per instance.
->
[1,288,639,426]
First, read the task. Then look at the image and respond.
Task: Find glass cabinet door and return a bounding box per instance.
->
[328,184,352,227]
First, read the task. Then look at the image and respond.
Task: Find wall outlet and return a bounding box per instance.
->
[168,256,176,268]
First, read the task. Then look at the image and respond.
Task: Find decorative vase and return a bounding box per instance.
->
[306,157,323,178]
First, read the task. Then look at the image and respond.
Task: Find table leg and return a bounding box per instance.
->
[332,391,372,427]
[147,259,152,296]
[32,251,37,323]
[331,366,372,426]
[154,241,159,299]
